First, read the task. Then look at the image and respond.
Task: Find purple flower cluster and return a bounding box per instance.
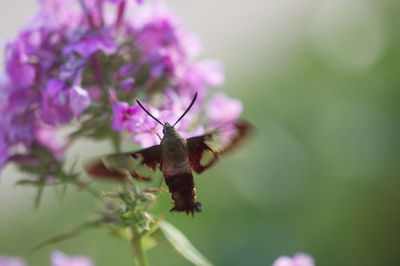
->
[109,2,240,147]
[0,0,243,175]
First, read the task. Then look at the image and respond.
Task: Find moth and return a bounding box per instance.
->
[85,93,253,215]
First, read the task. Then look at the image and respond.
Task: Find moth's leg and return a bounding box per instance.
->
[141,125,162,141]
[155,132,162,141]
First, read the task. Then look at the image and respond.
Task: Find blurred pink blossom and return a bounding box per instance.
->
[273,252,315,266]
[0,255,26,266]
[51,251,94,266]
[207,93,243,127]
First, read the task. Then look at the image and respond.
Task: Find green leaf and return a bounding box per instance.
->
[142,214,165,238]
[33,220,101,251]
[142,236,158,251]
[157,221,213,266]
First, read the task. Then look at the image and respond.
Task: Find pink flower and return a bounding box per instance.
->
[132,131,161,147]
[120,78,135,91]
[0,133,9,174]
[5,40,36,89]
[113,101,163,147]
[51,251,94,266]
[41,79,73,125]
[41,80,91,125]
[106,0,145,4]
[112,101,157,133]
[63,37,118,59]
[0,255,26,266]
[196,59,225,88]
[34,123,66,160]
[1,108,37,146]
[207,93,242,127]
[69,86,91,119]
[273,252,315,266]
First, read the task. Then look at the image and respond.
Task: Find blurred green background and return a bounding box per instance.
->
[1,0,400,265]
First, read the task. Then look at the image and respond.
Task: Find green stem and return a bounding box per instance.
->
[34,183,44,208]
[131,225,149,266]
[111,131,122,153]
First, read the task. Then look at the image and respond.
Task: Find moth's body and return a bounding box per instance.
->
[84,93,252,216]
[160,123,200,214]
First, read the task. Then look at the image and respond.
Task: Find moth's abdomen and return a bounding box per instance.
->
[163,168,202,215]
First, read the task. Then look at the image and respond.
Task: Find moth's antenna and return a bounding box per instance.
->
[173,92,198,127]
[136,99,164,126]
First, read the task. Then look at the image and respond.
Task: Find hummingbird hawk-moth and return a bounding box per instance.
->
[85,93,253,215]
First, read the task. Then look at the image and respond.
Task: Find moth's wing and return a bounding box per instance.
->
[84,145,161,181]
[186,120,253,174]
